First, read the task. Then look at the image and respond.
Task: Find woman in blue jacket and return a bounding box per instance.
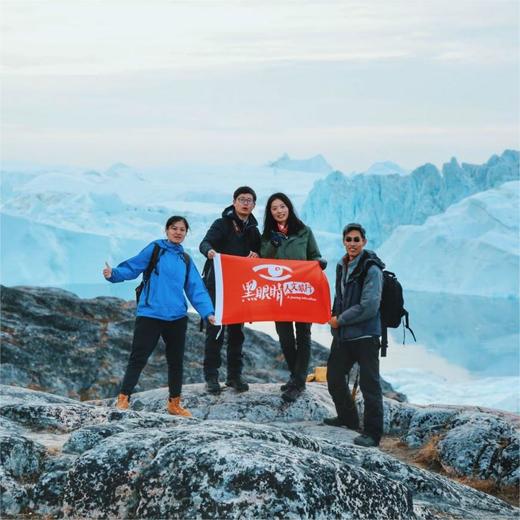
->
[103,216,215,417]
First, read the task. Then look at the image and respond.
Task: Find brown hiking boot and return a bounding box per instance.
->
[167,396,192,417]
[116,393,129,410]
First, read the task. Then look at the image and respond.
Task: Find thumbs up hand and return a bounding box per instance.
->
[103,261,112,279]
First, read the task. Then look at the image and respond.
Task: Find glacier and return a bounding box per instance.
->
[302,149,519,250]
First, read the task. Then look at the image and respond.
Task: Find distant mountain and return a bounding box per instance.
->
[268,153,333,174]
[302,150,519,249]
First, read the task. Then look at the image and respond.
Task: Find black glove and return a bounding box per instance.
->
[270,231,286,248]
[318,258,327,270]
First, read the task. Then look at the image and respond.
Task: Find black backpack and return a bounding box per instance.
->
[353,261,415,357]
[135,244,191,304]
[377,270,416,357]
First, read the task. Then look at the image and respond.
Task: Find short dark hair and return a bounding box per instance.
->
[262,192,304,238]
[343,222,366,239]
[165,216,189,232]
[233,186,257,202]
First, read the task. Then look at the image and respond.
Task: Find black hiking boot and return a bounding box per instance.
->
[322,415,360,430]
[280,377,295,392]
[205,377,221,395]
[353,434,379,448]
[226,376,249,393]
[281,385,303,403]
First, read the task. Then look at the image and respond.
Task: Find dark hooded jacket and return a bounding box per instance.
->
[333,249,385,340]
[199,205,261,295]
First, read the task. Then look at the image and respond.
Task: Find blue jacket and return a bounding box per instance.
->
[107,239,214,321]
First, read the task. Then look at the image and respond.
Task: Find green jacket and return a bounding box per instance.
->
[260,225,322,261]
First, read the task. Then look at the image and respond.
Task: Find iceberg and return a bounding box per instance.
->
[358,161,409,176]
[268,153,333,174]
[377,181,519,298]
[0,160,333,292]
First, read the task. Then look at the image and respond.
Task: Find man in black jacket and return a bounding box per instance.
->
[324,223,385,448]
[199,186,261,394]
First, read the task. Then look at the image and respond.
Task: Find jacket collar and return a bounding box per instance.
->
[156,239,185,254]
[338,249,385,279]
[221,205,258,230]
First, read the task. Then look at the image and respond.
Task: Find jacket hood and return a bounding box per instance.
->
[362,249,385,270]
[221,205,259,228]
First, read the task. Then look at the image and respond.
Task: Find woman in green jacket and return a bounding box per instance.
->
[261,192,326,402]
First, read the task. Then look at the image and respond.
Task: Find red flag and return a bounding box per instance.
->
[213,254,331,325]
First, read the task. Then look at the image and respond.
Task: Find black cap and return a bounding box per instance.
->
[343,222,366,239]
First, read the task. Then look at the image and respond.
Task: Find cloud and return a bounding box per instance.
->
[1,0,517,75]
[1,0,517,170]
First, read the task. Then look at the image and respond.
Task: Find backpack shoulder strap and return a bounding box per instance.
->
[141,243,163,306]
[335,262,343,291]
[182,252,191,287]
[143,244,162,282]
[357,255,382,287]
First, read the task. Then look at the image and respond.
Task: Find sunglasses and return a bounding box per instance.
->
[345,236,362,243]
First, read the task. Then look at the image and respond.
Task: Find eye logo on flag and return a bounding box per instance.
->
[213,254,331,325]
[252,264,293,281]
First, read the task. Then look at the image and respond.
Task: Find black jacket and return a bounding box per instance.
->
[199,205,261,293]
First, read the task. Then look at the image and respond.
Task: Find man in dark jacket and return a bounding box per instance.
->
[199,186,261,394]
[324,223,385,448]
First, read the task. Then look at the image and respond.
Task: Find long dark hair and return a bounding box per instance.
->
[262,192,304,238]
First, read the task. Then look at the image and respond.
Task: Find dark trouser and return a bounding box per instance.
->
[120,316,188,398]
[275,321,311,389]
[326,336,383,441]
[203,323,245,380]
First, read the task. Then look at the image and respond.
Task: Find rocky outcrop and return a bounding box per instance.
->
[0,285,404,401]
[0,384,517,519]
[436,411,519,486]
[385,400,519,488]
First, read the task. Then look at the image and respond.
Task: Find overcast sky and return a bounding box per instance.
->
[1,0,518,172]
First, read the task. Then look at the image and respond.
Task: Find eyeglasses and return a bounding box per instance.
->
[345,236,362,243]
[236,197,255,205]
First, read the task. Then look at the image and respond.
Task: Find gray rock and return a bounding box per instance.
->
[438,412,519,485]
[404,408,458,448]
[61,423,413,520]
[0,385,151,434]
[0,466,29,516]
[29,453,77,516]
[0,381,517,519]
[0,415,24,435]
[499,438,520,486]
[0,432,45,479]
[0,414,46,516]
[63,414,182,454]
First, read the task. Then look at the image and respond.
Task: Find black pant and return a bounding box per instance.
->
[120,316,188,398]
[275,321,311,389]
[203,323,245,380]
[327,336,383,441]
